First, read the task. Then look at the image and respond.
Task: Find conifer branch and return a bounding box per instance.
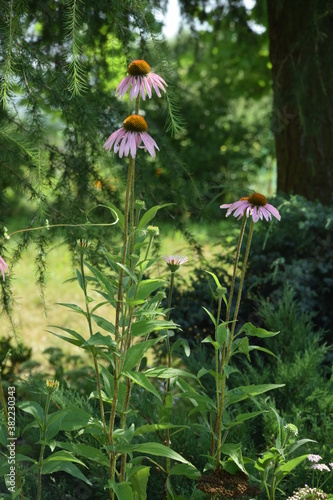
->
[0,0,15,107]
[64,0,87,96]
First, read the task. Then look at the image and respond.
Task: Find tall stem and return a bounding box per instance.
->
[164,271,175,476]
[219,215,247,376]
[115,157,135,343]
[210,294,223,457]
[109,156,135,495]
[37,392,52,500]
[211,216,246,457]
[215,220,255,468]
[80,252,108,436]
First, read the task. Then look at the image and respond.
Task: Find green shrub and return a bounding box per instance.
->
[243,194,333,344]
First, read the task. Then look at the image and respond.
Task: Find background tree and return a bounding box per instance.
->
[267,0,333,205]
[177,0,333,205]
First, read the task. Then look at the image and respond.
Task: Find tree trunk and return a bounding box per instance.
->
[266,0,333,204]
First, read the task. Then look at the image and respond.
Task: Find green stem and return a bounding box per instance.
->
[109,157,134,494]
[211,217,246,458]
[37,391,52,500]
[225,215,247,324]
[215,220,255,468]
[219,215,247,376]
[164,271,175,475]
[165,272,175,387]
[109,361,119,499]
[210,294,223,457]
[227,221,254,350]
[80,252,108,436]
[115,157,134,343]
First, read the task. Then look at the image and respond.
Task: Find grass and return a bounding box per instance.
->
[1,220,234,371]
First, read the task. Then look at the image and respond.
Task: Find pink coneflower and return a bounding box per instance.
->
[163,255,188,272]
[116,59,167,101]
[0,255,8,281]
[220,193,281,223]
[103,114,159,158]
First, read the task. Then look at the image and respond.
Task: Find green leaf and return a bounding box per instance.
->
[56,302,87,316]
[226,384,285,407]
[91,314,115,335]
[205,270,223,290]
[202,307,216,327]
[138,204,172,228]
[223,411,263,430]
[129,466,150,500]
[287,438,316,456]
[233,337,250,361]
[18,401,44,427]
[57,406,92,431]
[75,269,85,291]
[42,456,91,485]
[82,331,117,350]
[197,367,209,379]
[248,345,277,358]
[0,423,9,446]
[48,325,86,348]
[84,261,115,297]
[43,450,86,467]
[145,367,196,379]
[117,263,138,284]
[46,410,69,440]
[238,322,279,338]
[123,338,163,372]
[111,442,194,466]
[100,364,114,399]
[202,335,220,350]
[223,365,239,378]
[123,371,162,401]
[176,391,216,410]
[109,480,134,500]
[217,323,228,345]
[131,319,179,337]
[107,203,125,230]
[168,463,201,480]
[221,443,247,475]
[176,378,215,411]
[56,441,109,467]
[275,454,309,480]
[134,423,189,437]
[134,279,166,301]
[171,338,190,357]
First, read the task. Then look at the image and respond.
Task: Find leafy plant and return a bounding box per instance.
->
[254,409,315,499]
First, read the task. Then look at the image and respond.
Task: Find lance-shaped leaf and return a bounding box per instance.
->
[123,371,161,401]
[238,322,279,338]
[129,279,166,301]
[225,384,285,408]
[131,319,179,337]
[138,204,173,228]
[90,314,115,335]
[81,332,117,350]
[55,441,109,467]
[48,325,86,348]
[144,367,197,379]
[108,442,194,466]
[123,337,164,371]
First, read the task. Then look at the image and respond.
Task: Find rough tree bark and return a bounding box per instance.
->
[266,0,333,204]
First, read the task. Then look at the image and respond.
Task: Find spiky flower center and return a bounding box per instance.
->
[123,115,148,133]
[128,60,151,76]
[248,193,267,206]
